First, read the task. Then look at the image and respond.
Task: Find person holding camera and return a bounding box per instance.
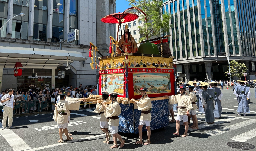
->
[1,89,15,129]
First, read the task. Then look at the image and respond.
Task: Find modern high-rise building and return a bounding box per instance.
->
[0,0,116,91]
[162,0,256,82]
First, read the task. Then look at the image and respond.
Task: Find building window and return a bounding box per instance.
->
[119,35,121,39]
[133,30,136,35]
[123,25,125,30]
[70,0,77,15]
[139,20,142,24]
[128,23,131,28]
[135,39,137,42]
[133,21,136,26]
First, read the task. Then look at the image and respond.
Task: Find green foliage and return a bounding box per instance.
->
[127,0,170,42]
[225,60,248,78]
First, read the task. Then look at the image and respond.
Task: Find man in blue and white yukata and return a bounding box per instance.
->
[210,82,222,119]
[234,81,250,116]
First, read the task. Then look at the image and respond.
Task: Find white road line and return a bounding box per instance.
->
[0,129,31,151]
[234,106,238,107]
[231,128,256,142]
[29,133,105,151]
[205,119,256,136]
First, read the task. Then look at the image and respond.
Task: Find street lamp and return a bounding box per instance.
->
[0,13,25,31]
[227,42,232,84]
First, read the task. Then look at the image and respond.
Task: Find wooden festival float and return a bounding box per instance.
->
[84,8,175,133]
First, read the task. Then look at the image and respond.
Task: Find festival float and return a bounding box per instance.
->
[85,7,175,133]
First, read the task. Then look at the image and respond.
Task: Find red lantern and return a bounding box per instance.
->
[15,62,23,68]
[14,69,22,77]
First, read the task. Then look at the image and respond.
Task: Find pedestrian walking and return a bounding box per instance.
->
[1,89,15,129]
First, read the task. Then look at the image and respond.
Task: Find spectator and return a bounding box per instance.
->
[79,84,83,91]
[0,91,5,100]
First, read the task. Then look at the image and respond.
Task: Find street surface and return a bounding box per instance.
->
[0,88,256,151]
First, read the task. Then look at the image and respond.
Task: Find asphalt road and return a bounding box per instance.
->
[0,87,256,151]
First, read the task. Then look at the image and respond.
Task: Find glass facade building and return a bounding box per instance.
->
[163,0,256,81]
[0,0,78,42]
[163,0,256,59]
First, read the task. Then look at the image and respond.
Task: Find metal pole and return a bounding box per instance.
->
[0,13,25,30]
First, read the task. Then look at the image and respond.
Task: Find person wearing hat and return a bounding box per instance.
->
[197,82,205,113]
[54,94,73,143]
[234,81,250,116]
[134,87,152,145]
[102,93,124,149]
[169,85,193,137]
[202,83,215,124]
[210,82,222,119]
[94,92,110,144]
[188,85,198,129]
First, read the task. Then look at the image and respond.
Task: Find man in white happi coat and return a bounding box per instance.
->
[134,88,152,145]
[94,92,110,144]
[102,93,125,149]
[169,85,193,137]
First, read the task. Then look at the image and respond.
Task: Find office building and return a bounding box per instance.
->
[163,0,256,81]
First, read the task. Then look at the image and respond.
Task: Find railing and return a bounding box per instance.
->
[0,100,53,115]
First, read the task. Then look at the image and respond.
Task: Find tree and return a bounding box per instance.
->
[225,60,248,79]
[126,0,170,42]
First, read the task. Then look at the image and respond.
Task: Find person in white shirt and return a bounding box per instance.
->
[1,89,15,129]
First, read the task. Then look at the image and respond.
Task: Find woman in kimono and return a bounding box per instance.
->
[235,81,250,116]
[202,84,214,124]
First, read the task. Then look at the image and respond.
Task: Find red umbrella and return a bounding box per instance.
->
[101,12,139,43]
[101,12,139,25]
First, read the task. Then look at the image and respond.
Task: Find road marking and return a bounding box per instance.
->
[35,121,86,131]
[231,128,256,142]
[29,133,105,151]
[227,109,234,111]
[234,106,238,107]
[0,129,31,151]
[205,119,256,136]
[91,116,101,120]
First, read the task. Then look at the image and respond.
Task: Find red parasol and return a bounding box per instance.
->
[101,12,139,43]
[101,12,139,25]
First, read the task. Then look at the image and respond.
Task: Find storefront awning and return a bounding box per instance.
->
[0,46,86,69]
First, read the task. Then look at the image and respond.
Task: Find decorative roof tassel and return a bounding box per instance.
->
[109,38,112,54]
[89,49,92,57]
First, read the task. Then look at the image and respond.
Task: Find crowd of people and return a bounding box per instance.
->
[0,84,98,114]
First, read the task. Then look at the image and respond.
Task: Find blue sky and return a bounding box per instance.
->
[116,0,131,13]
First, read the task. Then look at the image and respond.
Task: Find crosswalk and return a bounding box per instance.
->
[169,107,256,143]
